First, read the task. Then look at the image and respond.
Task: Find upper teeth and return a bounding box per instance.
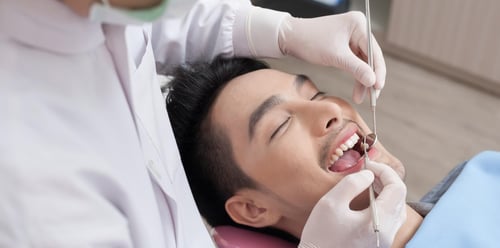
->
[330,133,360,165]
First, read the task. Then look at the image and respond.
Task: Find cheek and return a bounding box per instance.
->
[372,144,405,178]
[248,128,343,211]
[277,132,335,197]
[264,155,341,211]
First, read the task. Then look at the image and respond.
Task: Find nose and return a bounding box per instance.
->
[299,101,343,137]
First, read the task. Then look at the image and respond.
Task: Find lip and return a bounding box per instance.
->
[323,123,358,169]
[324,123,377,173]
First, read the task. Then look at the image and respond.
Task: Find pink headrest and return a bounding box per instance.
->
[213,226,296,248]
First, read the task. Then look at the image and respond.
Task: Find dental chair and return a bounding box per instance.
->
[213,226,296,248]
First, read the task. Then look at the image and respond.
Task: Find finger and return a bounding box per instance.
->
[371,38,386,90]
[347,22,377,88]
[366,161,406,209]
[339,53,376,87]
[325,170,374,205]
[366,161,404,189]
[351,16,385,92]
[352,82,367,104]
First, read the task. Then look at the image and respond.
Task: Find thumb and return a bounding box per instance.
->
[352,82,367,104]
[326,170,374,205]
[366,161,407,210]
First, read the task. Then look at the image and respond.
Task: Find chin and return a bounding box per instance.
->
[382,154,405,179]
[392,159,405,179]
[373,143,406,179]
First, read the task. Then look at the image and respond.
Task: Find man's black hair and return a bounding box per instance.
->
[166,56,298,243]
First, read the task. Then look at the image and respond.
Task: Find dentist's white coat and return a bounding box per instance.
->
[0,0,285,246]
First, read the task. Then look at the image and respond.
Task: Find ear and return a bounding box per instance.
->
[225,191,281,228]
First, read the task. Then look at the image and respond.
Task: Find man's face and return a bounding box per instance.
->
[211,69,404,224]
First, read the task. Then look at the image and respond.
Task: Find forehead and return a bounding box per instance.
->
[209,69,304,165]
[210,69,301,141]
[211,69,297,126]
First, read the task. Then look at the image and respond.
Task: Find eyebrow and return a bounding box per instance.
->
[294,74,310,90]
[247,74,310,141]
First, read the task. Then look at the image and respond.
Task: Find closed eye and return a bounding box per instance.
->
[311,91,326,100]
[269,91,325,141]
[270,116,291,141]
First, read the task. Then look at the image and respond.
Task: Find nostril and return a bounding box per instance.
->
[326,117,337,129]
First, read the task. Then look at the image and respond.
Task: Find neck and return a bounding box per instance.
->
[391,205,423,248]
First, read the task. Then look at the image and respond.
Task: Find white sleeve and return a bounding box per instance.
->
[0,156,133,247]
[151,0,291,71]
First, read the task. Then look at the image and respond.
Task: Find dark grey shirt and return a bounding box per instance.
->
[408,161,467,216]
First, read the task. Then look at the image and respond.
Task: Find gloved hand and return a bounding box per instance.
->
[299,161,407,248]
[278,11,386,104]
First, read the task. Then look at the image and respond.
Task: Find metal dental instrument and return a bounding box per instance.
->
[363,134,380,248]
[365,0,380,247]
[365,0,377,135]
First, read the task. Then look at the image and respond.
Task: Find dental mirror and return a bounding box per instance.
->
[362,133,378,152]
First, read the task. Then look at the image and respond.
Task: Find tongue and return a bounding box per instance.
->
[331,150,361,172]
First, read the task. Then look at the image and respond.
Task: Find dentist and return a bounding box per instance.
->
[0,0,397,247]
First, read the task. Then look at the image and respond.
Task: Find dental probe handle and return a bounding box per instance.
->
[364,152,380,248]
[365,3,380,247]
[369,183,380,248]
[365,0,373,70]
[370,92,377,134]
[365,0,377,135]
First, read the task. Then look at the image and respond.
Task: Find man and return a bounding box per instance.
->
[166,56,420,248]
[0,0,389,246]
[167,56,500,248]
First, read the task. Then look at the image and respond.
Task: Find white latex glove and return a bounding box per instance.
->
[278,11,386,104]
[299,161,407,248]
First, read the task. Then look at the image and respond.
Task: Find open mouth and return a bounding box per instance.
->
[327,131,371,173]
